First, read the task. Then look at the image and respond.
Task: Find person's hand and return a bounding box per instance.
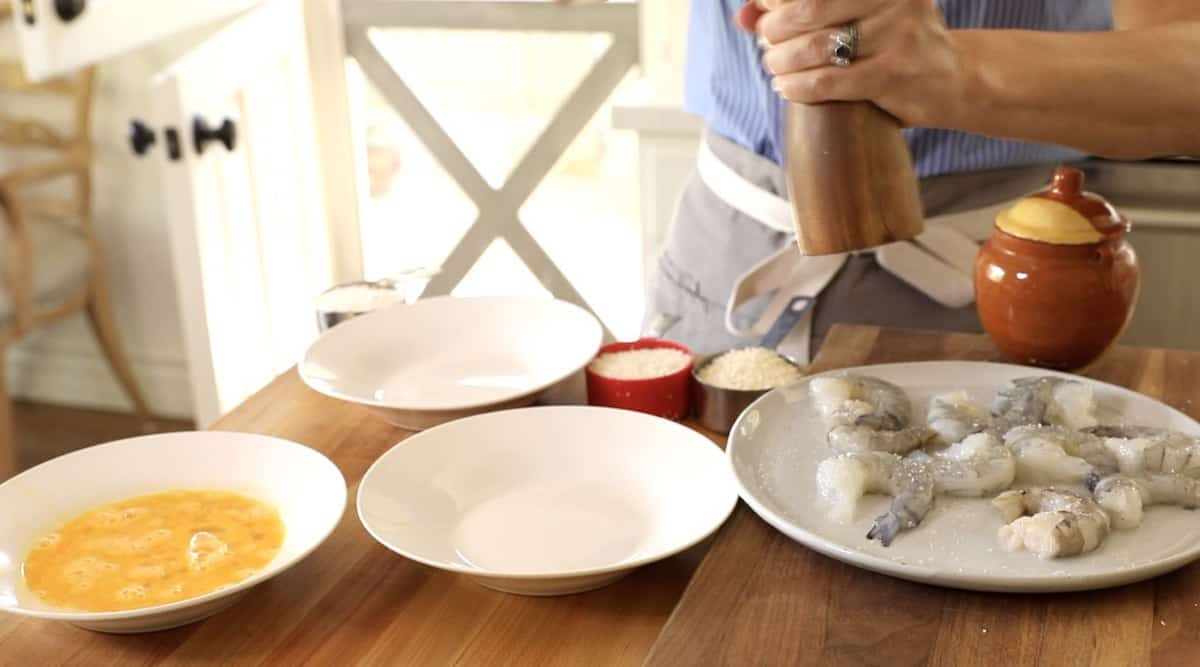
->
[737,0,971,128]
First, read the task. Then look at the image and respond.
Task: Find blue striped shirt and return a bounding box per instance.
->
[685,1,1112,178]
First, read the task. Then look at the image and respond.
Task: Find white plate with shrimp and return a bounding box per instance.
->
[728,361,1200,593]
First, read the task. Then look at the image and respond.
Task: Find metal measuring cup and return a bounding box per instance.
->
[314,268,439,332]
[692,296,811,434]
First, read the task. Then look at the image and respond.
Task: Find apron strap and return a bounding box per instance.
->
[875,242,975,309]
[697,133,985,363]
[914,226,982,276]
[697,138,795,234]
[704,136,848,366]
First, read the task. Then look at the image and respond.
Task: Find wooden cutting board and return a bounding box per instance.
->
[646,325,1200,667]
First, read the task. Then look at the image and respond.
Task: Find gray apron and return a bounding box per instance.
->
[646,131,1059,358]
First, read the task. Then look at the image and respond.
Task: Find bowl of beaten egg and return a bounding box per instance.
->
[0,431,346,633]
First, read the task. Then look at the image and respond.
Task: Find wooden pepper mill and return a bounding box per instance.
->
[785,101,925,256]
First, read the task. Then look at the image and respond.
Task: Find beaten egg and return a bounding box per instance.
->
[22,490,284,612]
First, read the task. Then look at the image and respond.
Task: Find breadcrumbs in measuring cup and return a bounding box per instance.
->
[697,347,804,391]
[585,340,696,420]
[588,348,692,380]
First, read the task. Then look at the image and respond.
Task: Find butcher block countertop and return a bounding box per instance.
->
[2,324,1198,666]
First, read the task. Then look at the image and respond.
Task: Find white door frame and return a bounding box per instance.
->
[305,0,364,283]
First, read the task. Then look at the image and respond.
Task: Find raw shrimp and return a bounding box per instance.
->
[1088,472,1200,529]
[1140,474,1200,509]
[1004,428,1096,484]
[1046,426,1117,471]
[810,375,911,430]
[866,457,936,547]
[992,488,1110,558]
[910,433,1016,497]
[817,451,899,523]
[926,391,991,447]
[815,451,935,546]
[827,424,934,455]
[1003,425,1117,483]
[991,376,1098,434]
[1088,474,1147,529]
[812,374,932,454]
[1087,425,1200,478]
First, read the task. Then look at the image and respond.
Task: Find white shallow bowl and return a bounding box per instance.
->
[300,295,603,431]
[0,432,346,633]
[729,361,1200,593]
[358,406,738,595]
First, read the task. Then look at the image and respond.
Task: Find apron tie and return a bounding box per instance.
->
[696,132,980,364]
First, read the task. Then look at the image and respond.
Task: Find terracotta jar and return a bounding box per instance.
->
[975,167,1140,370]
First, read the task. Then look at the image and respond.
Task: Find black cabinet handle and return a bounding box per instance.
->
[21,0,34,25]
[54,0,85,22]
[193,117,236,155]
[129,119,156,156]
[164,128,182,161]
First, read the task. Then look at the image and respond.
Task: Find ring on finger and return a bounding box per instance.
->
[829,23,860,67]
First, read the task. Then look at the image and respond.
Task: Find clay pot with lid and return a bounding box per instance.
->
[975,167,1140,370]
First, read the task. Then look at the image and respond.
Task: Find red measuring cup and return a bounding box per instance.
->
[585,315,694,420]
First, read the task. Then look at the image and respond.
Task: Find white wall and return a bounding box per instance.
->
[639,0,689,106]
[2,27,207,419]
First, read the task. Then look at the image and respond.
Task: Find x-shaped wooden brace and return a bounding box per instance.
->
[345,2,641,340]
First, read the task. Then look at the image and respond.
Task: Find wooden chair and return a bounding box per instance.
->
[0,63,150,479]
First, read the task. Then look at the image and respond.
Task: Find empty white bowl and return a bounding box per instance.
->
[357,406,738,595]
[300,295,603,431]
[0,431,346,633]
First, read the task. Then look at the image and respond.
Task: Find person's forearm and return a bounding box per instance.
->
[948,26,1200,159]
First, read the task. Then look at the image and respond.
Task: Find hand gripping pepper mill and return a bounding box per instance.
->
[783,23,925,255]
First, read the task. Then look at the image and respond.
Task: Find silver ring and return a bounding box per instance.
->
[829,23,859,67]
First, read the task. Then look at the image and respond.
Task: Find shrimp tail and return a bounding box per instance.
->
[866,513,903,547]
[1085,471,1102,493]
[866,501,925,547]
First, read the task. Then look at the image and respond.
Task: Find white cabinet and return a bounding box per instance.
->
[149,0,342,425]
[13,0,262,80]
[10,0,359,424]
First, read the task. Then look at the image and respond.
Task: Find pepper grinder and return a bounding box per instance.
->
[785,99,925,255]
